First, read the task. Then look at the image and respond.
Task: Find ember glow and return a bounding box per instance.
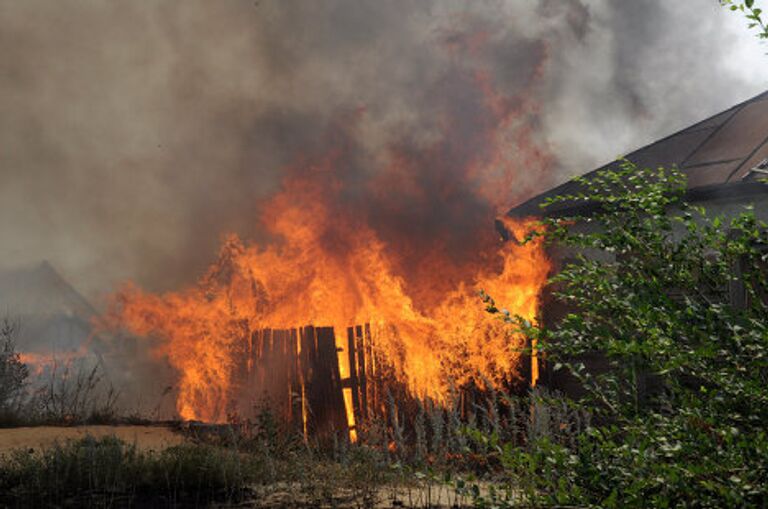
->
[102,41,552,424]
[19,346,93,378]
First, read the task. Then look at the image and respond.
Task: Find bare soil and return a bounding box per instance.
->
[0,425,184,454]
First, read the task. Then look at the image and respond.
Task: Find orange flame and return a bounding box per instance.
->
[19,347,93,377]
[102,34,553,424]
[104,177,548,423]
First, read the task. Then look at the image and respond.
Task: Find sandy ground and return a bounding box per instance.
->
[0,425,185,454]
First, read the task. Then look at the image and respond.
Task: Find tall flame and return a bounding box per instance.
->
[102,34,553,423]
[106,212,548,422]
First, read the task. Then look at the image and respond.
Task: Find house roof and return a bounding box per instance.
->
[0,261,101,352]
[0,261,97,319]
[508,90,768,217]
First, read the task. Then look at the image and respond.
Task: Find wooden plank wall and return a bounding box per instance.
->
[230,324,386,439]
[227,323,536,445]
[343,324,384,432]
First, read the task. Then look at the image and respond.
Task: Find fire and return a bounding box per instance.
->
[19,346,93,377]
[102,34,553,424]
[19,352,51,377]
[104,181,548,423]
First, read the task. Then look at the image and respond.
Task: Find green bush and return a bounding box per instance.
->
[0,319,29,424]
[0,435,261,507]
[482,162,768,507]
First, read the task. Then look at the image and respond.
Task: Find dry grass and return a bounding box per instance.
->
[0,424,184,455]
[0,342,588,509]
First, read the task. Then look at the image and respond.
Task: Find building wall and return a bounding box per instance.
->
[536,191,768,396]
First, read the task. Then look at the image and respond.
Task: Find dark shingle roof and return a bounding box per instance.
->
[508,90,768,217]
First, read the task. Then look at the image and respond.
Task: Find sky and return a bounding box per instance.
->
[1,0,767,303]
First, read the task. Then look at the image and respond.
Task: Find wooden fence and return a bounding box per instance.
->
[228,324,536,439]
[229,324,389,438]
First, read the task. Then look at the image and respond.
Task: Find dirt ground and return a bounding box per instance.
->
[0,425,185,454]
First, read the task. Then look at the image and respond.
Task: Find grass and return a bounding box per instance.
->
[1,344,587,508]
[3,319,577,506]
[0,435,259,508]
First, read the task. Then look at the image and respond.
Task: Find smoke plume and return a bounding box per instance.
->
[0,0,766,300]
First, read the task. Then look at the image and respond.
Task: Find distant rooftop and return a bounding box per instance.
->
[0,261,96,319]
[0,261,100,353]
[509,90,768,217]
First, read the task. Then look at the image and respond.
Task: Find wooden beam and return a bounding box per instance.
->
[299,326,316,435]
[315,327,349,438]
[356,325,369,420]
[288,328,301,431]
[346,327,361,425]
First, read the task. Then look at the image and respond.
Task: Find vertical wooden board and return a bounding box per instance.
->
[301,326,315,435]
[300,326,316,380]
[312,326,332,435]
[288,328,302,430]
[356,325,368,420]
[300,326,317,435]
[225,332,242,419]
[364,323,373,371]
[364,324,382,419]
[260,329,272,409]
[315,327,349,437]
[274,329,285,423]
[279,329,292,423]
[246,327,254,376]
[250,329,263,417]
[346,327,361,425]
[229,334,243,389]
[237,327,253,417]
[269,329,282,419]
[280,329,292,421]
[235,337,246,384]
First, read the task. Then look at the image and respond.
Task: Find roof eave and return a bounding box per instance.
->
[507,181,768,219]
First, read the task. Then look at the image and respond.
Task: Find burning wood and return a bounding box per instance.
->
[98,46,552,430]
[102,216,549,429]
[226,324,408,442]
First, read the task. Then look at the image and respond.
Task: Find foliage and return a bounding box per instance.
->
[32,358,121,425]
[0,316,123,427]
[0,319,29,417]
[721,0,768,41]
[0,357,121,428]
[483,161,768,507]
[0,435,260,508]
[0,378,584,507]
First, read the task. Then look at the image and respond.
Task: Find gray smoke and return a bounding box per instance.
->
[1,0,766,302]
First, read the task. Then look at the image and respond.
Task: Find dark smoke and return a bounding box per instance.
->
[0,0,766,302]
